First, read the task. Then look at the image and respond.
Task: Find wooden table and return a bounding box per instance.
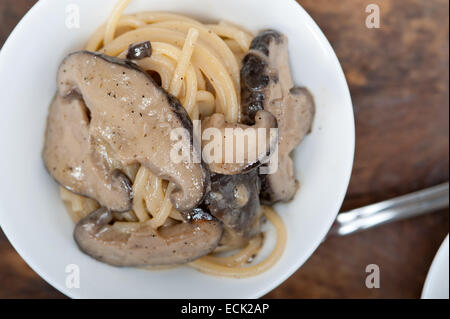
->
[0,0,448,299]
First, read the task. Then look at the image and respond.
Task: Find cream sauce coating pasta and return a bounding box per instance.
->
[59,0,287,277]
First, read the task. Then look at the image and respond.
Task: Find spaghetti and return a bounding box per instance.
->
[59,0,286,278]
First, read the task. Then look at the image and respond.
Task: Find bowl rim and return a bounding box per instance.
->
[0,0,355,298]
[421,234,449,299]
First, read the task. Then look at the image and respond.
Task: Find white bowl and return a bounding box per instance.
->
[0,0,354,298]
[422,235,449,299]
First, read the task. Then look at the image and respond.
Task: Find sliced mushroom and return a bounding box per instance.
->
[57,51,207,212]
[203,169,262,247]
[126,41,152,60]
[43,95,132,211]
[74,207,223,266]
[201,110,278,175]
[241,30,315,204]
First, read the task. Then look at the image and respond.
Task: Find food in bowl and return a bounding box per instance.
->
[42,0,315,277]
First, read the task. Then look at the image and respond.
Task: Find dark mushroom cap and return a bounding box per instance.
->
[204,169,262,247]
[126,41,152,60]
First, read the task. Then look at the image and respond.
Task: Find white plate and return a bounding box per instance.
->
[422,235,449,299]
[0,0,354,298]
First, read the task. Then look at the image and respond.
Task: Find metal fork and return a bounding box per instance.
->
[327,182,449,237]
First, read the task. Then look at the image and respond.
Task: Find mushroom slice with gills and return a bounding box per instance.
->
[43,95,132,212]
[74,207,223,266]
[57,51,207,212]
[201,110,278,175]
[203,169,262,248]
[241,30,315,204]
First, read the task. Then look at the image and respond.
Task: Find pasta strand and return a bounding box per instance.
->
[60,2,288,278]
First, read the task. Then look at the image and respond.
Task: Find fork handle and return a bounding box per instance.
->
[327,182,449,237]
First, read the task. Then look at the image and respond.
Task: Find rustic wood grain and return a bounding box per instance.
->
[0,0,448,299]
